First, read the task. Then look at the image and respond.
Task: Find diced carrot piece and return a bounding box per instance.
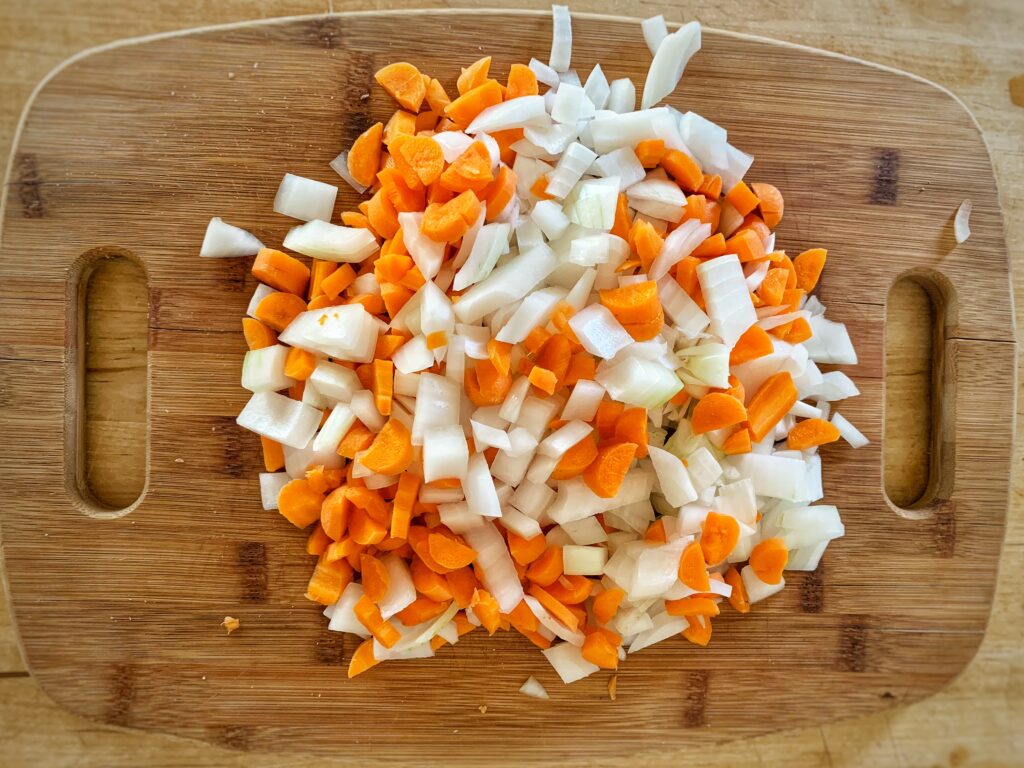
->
[375,62,426,112]
[724,180,761,217]
[582,441,637,498]
[252,248,310,296]
[348,122,384,187]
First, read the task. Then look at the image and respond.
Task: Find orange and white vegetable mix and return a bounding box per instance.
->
[206,6,867,686]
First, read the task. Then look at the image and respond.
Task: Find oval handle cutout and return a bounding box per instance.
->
[883,272,954,516]
[68,249,149,517]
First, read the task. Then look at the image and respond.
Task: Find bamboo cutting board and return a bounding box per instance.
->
[0,10,1014,765]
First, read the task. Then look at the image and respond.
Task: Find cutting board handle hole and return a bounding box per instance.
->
[883,271,954,517]
[67,248,149,518]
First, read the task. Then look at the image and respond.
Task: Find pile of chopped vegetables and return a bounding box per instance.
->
[204,6,866,686]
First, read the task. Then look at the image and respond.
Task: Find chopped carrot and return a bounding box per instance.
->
[378,165,426,210]
[425,78,452,113]
[594,400,625,439]
[583,441,638,498]
[359,419,412,476]
[550,434,599,480]
[490,128,523,166]
[546,575,594,605]
[371,358,394,415]
[337,420,375,459]
[729,325,774,366]
[393,134,446,186]
[635,138,666,167]
[347,638,379,678]
[682,615,713,647]
[644,518,668,543]
[444,80,503,128]
[782,315,813,343]
[421,190,482,242]
[526,546,563,587]
[677,540,710,592]
[528,366,558,395]
[690,392,747,435]
[375,62,426,112]
[661,149,704,192]
[360,553,390,603]
[527,584,579,631]
[456,56,491,94]
[793,248,827,291]
[535,333,572,386]
[366,189,400,239]
[749,538,788,584]
[470,588,501,634]
[592,587,625,625]
[787,418,841,450]
[722,427,753,455]
[348,122,384,187]
[599,280,661,325]
[630,220,664,274]
[411,555,454,599]
[260,436,284,472]
[320,487,351,541]
[309,260,338,300]
[674,255,701,296]
[757,267,788,306]
[485,339,513,376]
[697,173,723,199]
[472,359,513,404]
[484,165,516,221]
[277,479,325,528]
[613,408,649,458]
[751,182,784,229]
[445,566,480,608]
[622,306,664,341]
[508,532,547,565]
[563,350,596,387]
[284,347,317,381]
[506,63,538,98]
[582,630,619,669]
[724,228,766,263]
[383,109,417,147]
[341,210,370,229]
[440,140,494,193]
[724,180,761,217]
[665,596,720,617]
[374,333,407,360]
[691,233,727,258]
[745,371,798,442]
[306,524,331,557]
[306,558,353,605]
[700,511,740,565]
[354,594,402,648]
[320,263,357,300]
[724,566,750,613]
[390,473,419,540]
[252,248,310,296]
[242,317,278,350]
[428,532,478,569]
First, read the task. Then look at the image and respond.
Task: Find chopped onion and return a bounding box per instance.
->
[657,276,710,338]
[686,446,722,492]
[519,676,550,700]
[529,57,560,88]
[629,612,688,653]
[590,107,670,153]
[648,445,698,506]
[563,545,607,575]
[832,411,869,448]
[524,120,581,156]
[392,334,434,375]
[627,177,687,222]
[538,420,593,457]
[430,131,474,162]
[495,286,567,343]
[423,424,469,482]
[273,173,337,222]
[564,175,620,229]
[327,583,370,636]
[531,200,571,240]
[569,303,633,359]
[510,479,556,520]
[279,304,379,362]
[568,233,629,267]
[803,315,858,365]
[241,345,294,393]
[200,217,263,258]
[464,521,524,612]
[259,472,289,510]
[498,376,532,422]
[597,357,684,409]
[378,555,417,619]
[606,78,636,113]
[713,478,757,525]
[500,505,543,538]
[697,254,757,346]
[349,390,385,431]
[650,219,710,280]
[583,63,610,110]
[954,198,972,244]
[741,564,785,604]
[237,391,322,449]
[308,361,360,402]
[551,84,596,124]
[549,5,573,73]
[398,212,446,280]
[560,380,605,422]
[312,403,356,453]
[464,451,503,518]
[411,373,460,445]
[641,14,669,55]
[546,142,598,199]
[642,21,701,109]
[729,453,808,501]
[470,420,512,451]
[454,244,558,324]
[467,95,548,134]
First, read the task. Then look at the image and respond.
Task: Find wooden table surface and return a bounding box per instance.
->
[0,1,1021,766]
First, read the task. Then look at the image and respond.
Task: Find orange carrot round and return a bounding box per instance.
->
[277,479,325,528]
[374,62,426,112]
[677,540,710,592]
[749,538,789,584]
[787,418,841,450]
[700,511,740,566]
[690,392,748,435]
[582,630,620,669]
[582,441,638,498]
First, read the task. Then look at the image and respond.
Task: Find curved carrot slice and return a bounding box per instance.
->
[545,574,594,605]
[360,553,390,603]
[724,228,766,263]
[700,511,740,566]
[508,532,547,565]
[440,140,494,193]
[348,122,384,187]
[582,630,619,669]
[348,508,387,546]
[661,149,704,193]
[375,62,426,112]
[551,434,599,480]
[682,615,713,646]
[396,596,451,626]
[582,441,638,498]
[691,393,748,435]
[794,248,827,291]
[425,78,452,113]
[444,80,503,127]
[252,248,310,296]
[787,418,841,450]
[724,566,750,613]
[366,189,400,239]
[337,420,375,459]
[284,347,317,381]
[722,427,753,455]
[749,538,788,584]
[729,324,774,366]
[411,556,454,599]
[635,139,666,167]
[751,182,784,229]
[445,566,480,608]
[506,63,538,98]
[243,317,278,350]
[665,596,720,617]
[394,134,445,186]
[457,56,492,95]
[535,333,572,387]
[347,638,379,678]
[306,558,353,605]
[260,435,284,472]
[599,280,661,325]
[526,546,563,587]
[427,532,478,569]
[746,371,798,442]
[724,180,761,217]
[613,408,649,458]
[360,419,413,475]
[677,540,710,592]
[421,191,482,242]
[470,588,501,634]
[622,305,664,341]
[757,267,788,307]
[320,487,351,541]
[593,587,625,625]
[277,479,325,528]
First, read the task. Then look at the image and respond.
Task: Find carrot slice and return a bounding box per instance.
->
[787,418,841,450]
[724,566,750,613]
[360,553,390,603]
[678,540,710,592]
[360,419,413,475]
[260,436,284,472]
[527,584,579,631]
[306,558,353,605]
[457,57,492,95]
[682,615,713,646]
[599,280,661,325]
[793,248,827,291]
[582,441,638,498]
[690,393,747,435]
[526,546,563,587]
[635,139,666,167]
[440,140,494,193]
[243,317,278,350]
[444,80,503,128]
[700,511,740,566]
[661,149,704,192]
[508,532,547,565]
[277,479,324,528]
[484,165,517,221]
[722,427,753,455]
[421,190,482,242]
[749,538,788,584]
[506,63,539,98]
[375,62,426,112]
[550,434,599,480]
[582,630,619,669]
[746,371,798,442]
[724,180,761,217]
[592,587,625,625]
[354,594,401,648]
[751,182,784,229]
[729,324,774,365]
[348,122,384,188]
[428,532,478,569]
[252,248,310,296]
[665,596,720,617]
[470,588,501,634]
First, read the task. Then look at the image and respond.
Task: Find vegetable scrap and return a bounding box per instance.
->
[209,6,868,686]
[222,616,241,634]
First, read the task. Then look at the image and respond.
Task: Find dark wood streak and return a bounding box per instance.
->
[682,670,711,727]
[870,148,900,204]
[838,618,869,673]
[800,564,825,613]
[236,541,269,603]
[107,663,136,726]
[15,154,45,218]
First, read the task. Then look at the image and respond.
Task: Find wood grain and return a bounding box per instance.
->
[0,3,1022,767]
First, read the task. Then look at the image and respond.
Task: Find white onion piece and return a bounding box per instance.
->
[470,420,512,451]
[629,612,688,653]
[596,357,684,409]
[744,259,771,291]
[565,268,597,311]
[606,78,636,113]
[307,361,359,403]
[200,217,263,258]
[273,173,337,222]
[246,283,276,319]
[528,599,585,646]
[569,303,632,359]
[515,217,545,251]
[497,505,539,539]
[657,276,710,338]
[832,411,869,448]
[524,120,581,156]
[328,149,369,193]
[454,244,558,323]
[539,420,593,458]
[806,371,861,402]
[561,380,605,422]
[527,453,558,484]
[650,219,710,280]
[583,63,610,110]
[563,545,607,575]
[467,95,549,134]
[630,536,691,599]
[648,445,698,506]
[498,376,531,422]
[392,335,434,374]
[312,404,356,453]
[642,22,702,109]
[729,453,808,501]
[641,14,669,55]
[283,436,344,478]
[757,310,810,332]
[954,198,972,244]
[327,583,370,636]
[519,676,550,700]
[531,200,571,240]
[259,472,289,511]
[438,501,484,534]
[463,451,502,518]
[551,84,596,124]
[697,254,757,346]
[420,486,464,504]
[445,335,465,385]
[349,390,385,431]
[464,521,524,612]
[398,212,446,279]
[803,315,858,365]
[546,142,598,199]
[741,565,785,604]
[495,286,567,343]
[282,219,378,264]
[505,427,540,458]
[589,107,670,153]
[241,345,294,393]
[237,391,322,449]
[686,446,722,492]
[549,5,573,72]
[713,478,757,525]
[529,57,560,88]
[377,555,417,619]
[594,148,646,191]
[419,280,455,340]
[510,480,556,521]
[430,131,474,162]
[564,175,620,229]
[279,304,379,362]
[422,424,469,482]
[351,272,381,296]
[411,373,460,445]
[679,111,728,169]
[627,177,687,222]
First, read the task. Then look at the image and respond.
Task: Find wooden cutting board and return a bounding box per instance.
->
[0,10,1014,765]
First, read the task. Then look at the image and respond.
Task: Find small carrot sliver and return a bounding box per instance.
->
[506,63,539,98]
[746,371,798,442]
[691,233,727,259]
[484,165,517,221]
[354,594,401,648]
[749,538,788,584]
[321,487,351,541]
[348,122,384,188]
[390,473,419,540]
[678,540,710,592]
[320,263,357,300]
[546,575,594,605]
[360,553,390,603]
[338,420,376,459]
[635,138,666,167]
[725,228,766,263]
[787,418,841,450]
[582,441,638,498]
[260,435,284,472]
[371,358,394,416]
[682,615,713,647]
[661,149,704,192]
[375,62,426,112]
[724,566,750,613]
[581,630,619,670]
[756,267,788,307]
[428,532,478,569]
[722,427,753,455]
[444,80,503,128]
[445,566,480,608]
[396,596,451,626]
[425,78,452,113]
[691,392,747,435]
[793,248,827,292]
[593,587,625,625]
[283,347,317,381]
[700,511,741,566]
[665,596,720,617]
[528,365,558,396]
